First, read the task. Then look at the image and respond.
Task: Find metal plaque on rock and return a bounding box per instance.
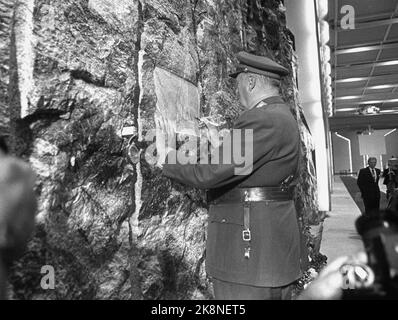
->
[153,67,200,137]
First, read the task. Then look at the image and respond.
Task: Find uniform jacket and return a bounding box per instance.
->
[162,96,302,287]
[383,168,398,186]
[357,167,381,201]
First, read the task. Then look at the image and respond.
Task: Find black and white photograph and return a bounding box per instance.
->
[0,0,397,307]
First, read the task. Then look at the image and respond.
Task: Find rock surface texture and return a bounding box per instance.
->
[0,0,14,135]
[3,0,321,299]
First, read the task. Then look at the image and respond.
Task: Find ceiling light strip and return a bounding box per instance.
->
[337,17,398,31]
[335,59,398,70]
[334,41,398,55]
[367,84,398,90]
[335,73,398,83]
[384,129,397,136]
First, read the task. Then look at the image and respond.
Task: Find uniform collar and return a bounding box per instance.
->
[262,96,284,105]
[252,96,284,109]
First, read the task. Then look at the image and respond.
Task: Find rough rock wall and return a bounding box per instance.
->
[4,0,320,299]
[0,0,13,135]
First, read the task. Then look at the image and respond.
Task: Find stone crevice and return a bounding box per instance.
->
[69,69,107,88]
[126,0,144,300]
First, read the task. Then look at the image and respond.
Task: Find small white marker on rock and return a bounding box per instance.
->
[118,126,137,137]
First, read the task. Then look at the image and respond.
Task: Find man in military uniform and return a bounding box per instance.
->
[158,52,302,300]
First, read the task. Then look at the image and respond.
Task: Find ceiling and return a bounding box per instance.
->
[327,0,398,130]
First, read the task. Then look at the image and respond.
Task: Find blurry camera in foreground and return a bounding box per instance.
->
[349,200,398,299]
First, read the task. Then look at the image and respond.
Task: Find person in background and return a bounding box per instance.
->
[382,157,398,201]
[301,187,398,300]
[0,137,37,299]
[357,157,381,217]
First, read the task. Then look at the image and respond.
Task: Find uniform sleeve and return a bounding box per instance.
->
[162,111,278,189]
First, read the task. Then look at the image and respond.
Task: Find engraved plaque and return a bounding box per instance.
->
[153,67,199,137]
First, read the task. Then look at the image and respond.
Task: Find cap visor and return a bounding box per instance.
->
[229,71,240,78]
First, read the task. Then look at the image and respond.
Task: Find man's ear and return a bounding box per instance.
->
[248,75,256,92]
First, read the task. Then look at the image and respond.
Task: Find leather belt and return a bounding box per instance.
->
[207,186,295,204]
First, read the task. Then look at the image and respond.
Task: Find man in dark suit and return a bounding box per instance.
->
[357,157,381,216]
[158,52,302,300]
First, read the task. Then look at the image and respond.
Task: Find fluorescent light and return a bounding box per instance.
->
[358,98,398,105]
[358,100,383,104]
[336,77,367,83]
[366,84,398,90]
[336,95,361,100]
[380,110,398,113]
[378,60,398,66]
[336,108,357,112]
[337,60,398,70]
[337,46,375,54]
[384,99,398,103]
[384,129,397,136]
[336,43,398,55]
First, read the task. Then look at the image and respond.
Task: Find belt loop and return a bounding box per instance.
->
[243,204,251,241]
[243,191,251,259]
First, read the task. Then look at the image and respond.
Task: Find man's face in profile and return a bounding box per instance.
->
[368,158,377,169]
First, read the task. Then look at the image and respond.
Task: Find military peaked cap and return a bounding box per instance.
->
[229,51,289,80]
[388,158,398,167]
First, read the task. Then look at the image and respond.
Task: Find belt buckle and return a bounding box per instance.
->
[244,190,250,202]
[242,229,251,241]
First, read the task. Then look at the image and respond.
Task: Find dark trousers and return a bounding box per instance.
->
[212,278,294,300]
[363,194,380,217]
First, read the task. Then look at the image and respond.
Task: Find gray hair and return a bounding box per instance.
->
[239,72,280,90]
[368,157,377,163]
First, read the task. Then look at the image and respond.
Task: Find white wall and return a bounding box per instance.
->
[285,0,331,211]
[332,129,398,173]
